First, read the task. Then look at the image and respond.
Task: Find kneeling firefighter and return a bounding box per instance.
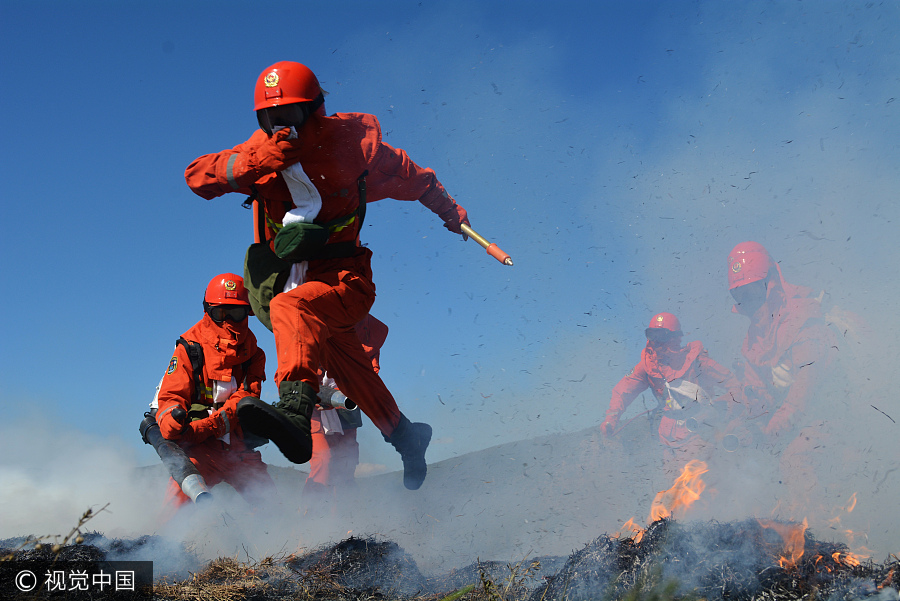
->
[601,312,749,474]
[143,273,277,518]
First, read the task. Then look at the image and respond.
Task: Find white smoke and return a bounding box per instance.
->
[0,414,162,541]
[1,0,898,583]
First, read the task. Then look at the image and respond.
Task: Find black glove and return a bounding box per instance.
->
[170,407,187,425]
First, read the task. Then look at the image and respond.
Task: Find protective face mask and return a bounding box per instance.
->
[213,318,248,350]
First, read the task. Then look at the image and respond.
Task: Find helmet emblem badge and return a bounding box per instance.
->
[264,72,279,87]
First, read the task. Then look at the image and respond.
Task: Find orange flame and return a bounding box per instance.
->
[758,518,808,569]
[648,460,708,523]
[832,551,863,567]
[812,555,833,573]
[826,492,867,552]
[879,569,894,590]
[829,492,859,527]
[616,518,645,543]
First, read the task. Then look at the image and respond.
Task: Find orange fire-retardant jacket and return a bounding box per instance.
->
[607,341,744,446]
[184,112,460,274]
[156,314,265,449]
[736,263,837,436]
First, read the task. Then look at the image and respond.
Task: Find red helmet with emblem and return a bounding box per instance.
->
[204,273,250,306]
[727,241,773,290]
[646,312,682,335]
[254,61,321,110]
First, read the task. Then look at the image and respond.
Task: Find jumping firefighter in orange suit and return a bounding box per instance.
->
[153,274,276,517]
[185,61,470,490]
[304,314,389,506]
[726,241,838,510]
[600,312,746,475]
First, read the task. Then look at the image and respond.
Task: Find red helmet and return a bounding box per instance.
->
[727,241,773,290]
[204,273,250,306]
[254,61,321,111]
[647,312,682,334]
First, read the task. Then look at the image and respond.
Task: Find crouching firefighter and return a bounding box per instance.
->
[145,273,277,519]
[601,312,748,476]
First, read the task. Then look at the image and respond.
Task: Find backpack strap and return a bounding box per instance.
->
[356,170,368,229]
[240,184,259,211]
[241,184,269,245]
[177,337,256,399]
[241,357,254,392]
[176,337,205,403]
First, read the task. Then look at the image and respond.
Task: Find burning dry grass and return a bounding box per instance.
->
[148,543,559,601]
[4,521,897,600]
[152,555,299,601]
[532,518,898,601]
[3,463,896,600]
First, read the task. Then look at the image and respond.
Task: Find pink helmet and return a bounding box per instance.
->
[727,241,773,290]
[647,312,682,333]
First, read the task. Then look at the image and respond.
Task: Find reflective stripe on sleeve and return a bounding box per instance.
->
[226,154,240,190]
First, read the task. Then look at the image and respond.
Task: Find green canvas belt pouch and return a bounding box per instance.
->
[274,218,343,263]
[244,241,292,332]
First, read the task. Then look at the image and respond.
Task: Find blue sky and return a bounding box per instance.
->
[2,0,898,484]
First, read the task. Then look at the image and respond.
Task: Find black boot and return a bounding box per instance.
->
[236,382,316,464]
[384,414,432,490]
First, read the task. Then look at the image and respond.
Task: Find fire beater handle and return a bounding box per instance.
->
[460,224,513,266]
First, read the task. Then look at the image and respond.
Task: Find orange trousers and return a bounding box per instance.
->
[270,270,400,435]
[306,411,360,489]
[161,440,276,520]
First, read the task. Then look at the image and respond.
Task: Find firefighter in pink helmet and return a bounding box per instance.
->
[726,241,838,435]
[185,61,472,490]
[601,312,746,475]
[152,274,276,519]
[726,242,838,511]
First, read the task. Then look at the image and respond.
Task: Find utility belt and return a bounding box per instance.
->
[243,172,368,332]
[268,212,363,263]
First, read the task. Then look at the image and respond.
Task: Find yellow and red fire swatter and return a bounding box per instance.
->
[460,224,513,266]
